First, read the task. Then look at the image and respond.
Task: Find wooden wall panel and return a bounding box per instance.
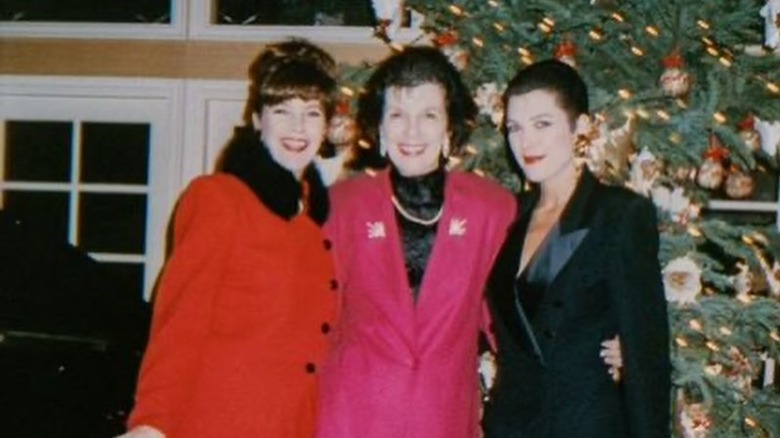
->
[0,38,390,79]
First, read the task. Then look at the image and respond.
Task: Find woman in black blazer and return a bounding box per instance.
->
[483,59,671,438]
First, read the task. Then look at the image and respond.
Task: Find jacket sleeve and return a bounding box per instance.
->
[608,196,671,438]
[128,178,238,434]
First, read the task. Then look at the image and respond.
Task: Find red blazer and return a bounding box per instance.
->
[128,174,338,437]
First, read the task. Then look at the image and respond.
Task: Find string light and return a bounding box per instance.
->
[656,110,670,121]
[630,46,645,57]
[340,86,354,97]
[465,145,478,155]
[542,17,555,27]
[719,327,732,336]
[488,0,499,6]
[669,133,682,144]
[611,12,625,22]
[744,417,757,428]
[689,319,703,331]
[618,89,632,99]
[538,22,553,33]
[706,47,719,57]
[771,331,780,342]
[718,57,732,67]
[675,99,688,109]
[697,20,711,30]
[636,108,650,119]
[493,22,505,32]
[706,341,720,351]
[675,337,689,347]
[702,37,714,46]
[473,168,485,177]
[449,5,464,16]
[645,26,659,37]
[713,112,727,124]
[517,47,531,57]
[589,29,603,41]
[767,82,779,94]
[472,37,484,47]
[357,139,371,149]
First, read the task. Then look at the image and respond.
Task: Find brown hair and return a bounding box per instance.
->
[242,39,337,124]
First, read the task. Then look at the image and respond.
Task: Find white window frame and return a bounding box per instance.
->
[0,75,185,300]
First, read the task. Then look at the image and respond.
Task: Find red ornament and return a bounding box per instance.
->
[555,39,577,67]
[433,30,459,47]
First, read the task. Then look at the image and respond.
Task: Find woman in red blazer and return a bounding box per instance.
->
[120,39,340,438]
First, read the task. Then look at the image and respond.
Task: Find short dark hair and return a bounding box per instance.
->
[357,46,477,156]
[503,59,589,126]
[243,39,337,124]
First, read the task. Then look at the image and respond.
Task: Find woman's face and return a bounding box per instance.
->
[254,97,327,177]
[505,89,587,183]
[380,83,449,177]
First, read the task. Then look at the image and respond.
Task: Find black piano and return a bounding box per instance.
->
[0,210,150,437]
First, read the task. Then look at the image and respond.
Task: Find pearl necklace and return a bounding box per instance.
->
[390,195,443,227]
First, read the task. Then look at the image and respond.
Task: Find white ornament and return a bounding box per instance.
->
[696,158,725,190]
[756,117,780,158]
[660,68,690,97]
[760,0,780,50]
[731,263,753,299]
[651,186,698,224]
[628,147,659,196]
[662,256,703,305]
[474,82,504,126]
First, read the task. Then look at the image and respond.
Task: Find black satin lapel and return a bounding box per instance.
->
[545,228,589,283]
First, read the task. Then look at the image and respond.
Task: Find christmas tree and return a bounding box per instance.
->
[331,0,780,436]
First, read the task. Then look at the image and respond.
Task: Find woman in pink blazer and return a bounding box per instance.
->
[315,46,516,438]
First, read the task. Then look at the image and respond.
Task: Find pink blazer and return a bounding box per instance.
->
[316,169,515,438]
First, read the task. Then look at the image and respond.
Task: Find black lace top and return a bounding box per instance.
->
[390,166,445,301]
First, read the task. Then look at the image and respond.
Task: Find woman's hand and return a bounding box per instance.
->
[600,335,623,382]
[114,425,165,438]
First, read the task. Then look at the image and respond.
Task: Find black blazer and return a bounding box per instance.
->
[484,170,671,438]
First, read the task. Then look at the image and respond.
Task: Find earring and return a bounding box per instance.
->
[441,137,451,158]
[379,133,387,157]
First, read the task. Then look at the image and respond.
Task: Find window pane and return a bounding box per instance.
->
[101,262,146,301]
[81,122,150,185]
[2,190,70,242]
[0,0,171,23]
[79,193,147,253]
[4,121,72,183]
[216,0,377,26]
